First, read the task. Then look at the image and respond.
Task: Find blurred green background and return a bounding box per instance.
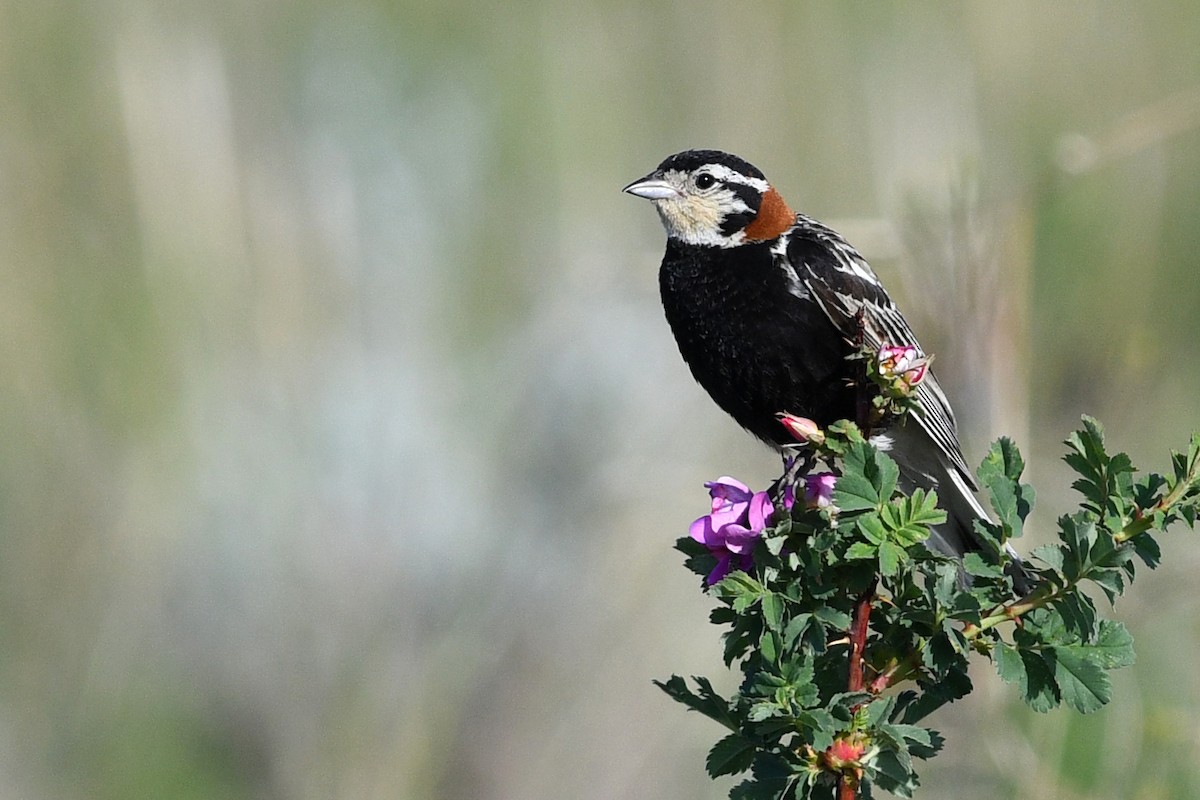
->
[2,2,1199,798]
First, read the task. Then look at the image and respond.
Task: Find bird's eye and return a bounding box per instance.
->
[694,173,716,190]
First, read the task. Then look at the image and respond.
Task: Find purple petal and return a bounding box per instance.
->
[690,515,715,544]
[720,523,760,555]
[706,476,751,513]
[805,472,838,509]
[709,502,748,530]
[708,476,750,496]
[748,491,774,531]
[708,478,752,527]
[706,552,734,586]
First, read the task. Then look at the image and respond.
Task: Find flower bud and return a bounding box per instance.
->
[878,345,930,392]
[777,413,826,445]
[824,737,867,770]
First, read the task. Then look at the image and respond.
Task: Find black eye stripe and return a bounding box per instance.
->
[728,182,762,212]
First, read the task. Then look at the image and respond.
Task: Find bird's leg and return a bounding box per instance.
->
[769,447,813,506]
[852,308,873,439]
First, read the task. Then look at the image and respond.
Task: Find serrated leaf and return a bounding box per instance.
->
[863,695,898,727]
[857,513,887,545]
[796,709,836,751]
[1011,631,1062,712]
[993,643,1025,685]
[1059,513,1098,581]
[1052,592,1097,639]
[1062,619,1136,670]
[654,675,738,730]
[961,551,1003,579]
[747,702,780,723]
[782,614,812,650]
[979,437,1036,539]
[1131,533,1161,569]
[880,490,944,547]
[845,542,879,560]
[706,732,757,778]
[723,620,757,666]
[729,754,796,800]
[869,748,917,799]
[759,629,780,664]
[1051,647,1111,713]
[716,572,768,613]
[931,562,959,607]
[1088,568,1125,604]
[813,605,852,630]
[879,541,906,577]
[1030,543,1065,571]
[880,723,933,748]
[761,592,785,632]
[900,671,971,723]
[835,441,900,513]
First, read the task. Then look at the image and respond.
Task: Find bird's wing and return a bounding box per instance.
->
[783,218,977,487]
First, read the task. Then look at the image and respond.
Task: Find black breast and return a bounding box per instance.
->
[658,239,858,447]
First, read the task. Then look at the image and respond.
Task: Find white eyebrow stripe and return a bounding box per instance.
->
[702,164,770,191]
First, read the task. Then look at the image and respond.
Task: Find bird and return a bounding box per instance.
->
[623,148,1015,570]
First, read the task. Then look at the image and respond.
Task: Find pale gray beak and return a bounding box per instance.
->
[622,175,681,200]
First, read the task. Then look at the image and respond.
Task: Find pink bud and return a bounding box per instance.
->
[825,737,866,769]
[777,413,825,445]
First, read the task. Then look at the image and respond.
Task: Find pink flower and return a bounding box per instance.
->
[690,478,776,585]
[878,345,929,391]
[804,472,838,510]
[777,413,826,445]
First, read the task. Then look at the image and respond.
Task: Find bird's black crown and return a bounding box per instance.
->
[657,149,766,181]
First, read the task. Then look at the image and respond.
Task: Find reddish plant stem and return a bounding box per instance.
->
[838,313,874,800]
[847,583,875,692]
[836,581,876,800]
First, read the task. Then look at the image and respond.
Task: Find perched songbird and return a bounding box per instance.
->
[624,149,1007,565]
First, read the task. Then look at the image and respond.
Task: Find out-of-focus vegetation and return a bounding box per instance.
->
[1,3,1198,798]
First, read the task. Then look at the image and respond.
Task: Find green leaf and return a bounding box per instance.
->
[675,535,718,579]
[758,629,780,664]
[654,675,738,730]
[869,748,918,799]
[813,605,852,631]
[857,513,887,545]
[961,552,1003,579]
[1051,647,1111,713]
[1030,543,1065,572]
[761,592,785,632]
[845,541,878,560]
[880,489,944,546]
[834,441,900,512]
[979,437,1036,539]
[993,642,1025,686]
[1059,513,1098,582]
[706,732,757,778]
[900,671,971,723]
[729,755,796,800]
[782,614,812,649]
[879,541,906,577]
[1011,630,1062,712]
[716,572,767,613]
[795,709,836,751]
